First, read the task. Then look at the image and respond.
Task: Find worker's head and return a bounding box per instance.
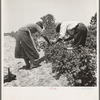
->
[56,23,61,33]
[36,21,43,29]
[67,28,75,36]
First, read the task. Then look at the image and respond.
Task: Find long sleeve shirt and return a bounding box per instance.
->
[59,21,79,39]
[19,24,43,34]
[15,24,43,59]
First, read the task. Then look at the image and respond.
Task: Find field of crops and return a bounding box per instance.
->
[4,13,97,87]
[4,36,70,86]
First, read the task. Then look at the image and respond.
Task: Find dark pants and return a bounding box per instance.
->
[15,30,39,60]
[72,23,87,48]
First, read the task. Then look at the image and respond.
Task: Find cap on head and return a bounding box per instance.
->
[36,21,43,29]
[67,22,79,30]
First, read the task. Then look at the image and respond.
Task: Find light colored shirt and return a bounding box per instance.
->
[59,21,79,38]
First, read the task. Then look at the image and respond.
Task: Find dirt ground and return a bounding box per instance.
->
[4,36,68,87]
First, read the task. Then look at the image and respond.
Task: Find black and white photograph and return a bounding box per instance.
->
[2,0,98,99]
[3,0,98,87]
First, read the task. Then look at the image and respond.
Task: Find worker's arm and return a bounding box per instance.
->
[41,34,51,45]
[34,24,43,34]
[53,24,66,43]
[64,36,74,41]
[55,38,63,43]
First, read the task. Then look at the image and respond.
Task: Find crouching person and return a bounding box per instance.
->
[54,21,87,49]
[15,21,43,69]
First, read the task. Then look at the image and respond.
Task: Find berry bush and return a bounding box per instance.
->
[40,14,97,86]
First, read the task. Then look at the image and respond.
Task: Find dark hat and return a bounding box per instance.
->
[36,21,43,29]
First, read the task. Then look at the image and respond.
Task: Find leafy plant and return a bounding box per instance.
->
[86,13,97,50]
[40,14,97,86]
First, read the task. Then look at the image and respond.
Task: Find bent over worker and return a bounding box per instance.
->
[15,21,43,69]
[55,21,87,49]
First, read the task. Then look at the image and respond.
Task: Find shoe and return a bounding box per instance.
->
[19,65,30,70]
[29,63,41,69]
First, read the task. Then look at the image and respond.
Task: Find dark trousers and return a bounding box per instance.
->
[15,30,39,60]
[72,23,87,48]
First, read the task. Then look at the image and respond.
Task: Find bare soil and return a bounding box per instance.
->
[4,36,67,87]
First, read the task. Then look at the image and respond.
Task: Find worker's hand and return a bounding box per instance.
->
[50,39,56,42]
[50,39,57,44]
[67,47,73,50]
[50,41,55,45]
[40,34,43,37]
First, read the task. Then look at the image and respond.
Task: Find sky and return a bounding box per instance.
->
[2,0,97,33]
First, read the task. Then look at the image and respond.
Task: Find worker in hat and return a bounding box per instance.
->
[53,21,87,49]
